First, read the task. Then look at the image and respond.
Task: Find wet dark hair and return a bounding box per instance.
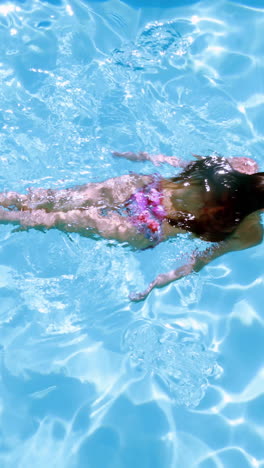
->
[167,156,264,242]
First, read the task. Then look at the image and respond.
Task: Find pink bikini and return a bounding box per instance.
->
[124,175,167,244]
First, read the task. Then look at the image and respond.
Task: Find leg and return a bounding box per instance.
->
[0,188,70,212]
[0,207,65,228]
[24,187,86,212]
[0,170,153,217]
[68,174,152,209]
[0,173,151,213]
[0,206,150,247]
[0,185,114,212]
[61,207,150,247]
[0,185,111,212]
[0,191,27,210]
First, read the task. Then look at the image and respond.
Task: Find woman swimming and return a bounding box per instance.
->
[0,152,262,301]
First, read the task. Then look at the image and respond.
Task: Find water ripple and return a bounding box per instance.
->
[123,321,222,407]
[0,0,263,467]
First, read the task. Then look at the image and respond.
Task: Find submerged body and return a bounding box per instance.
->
[0,152,263,300]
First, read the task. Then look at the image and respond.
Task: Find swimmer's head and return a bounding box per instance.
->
[250,172,264,212]
[168,157,264,241]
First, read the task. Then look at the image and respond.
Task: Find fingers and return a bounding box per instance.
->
[129,291,148,302]
[167,156,186,168]
[129,279,156,302]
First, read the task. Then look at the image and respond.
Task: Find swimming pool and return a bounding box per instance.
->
[0,0,263,466]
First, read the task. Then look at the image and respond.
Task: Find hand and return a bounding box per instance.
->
[161,155,186,168]
[129,277,157,302]
[129,290,150,302]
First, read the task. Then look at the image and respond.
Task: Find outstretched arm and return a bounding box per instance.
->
[114,152,259,173]
[228,157,259,174]
[193,154,259,175]
[130,212,263,301]
[112,151,187,168]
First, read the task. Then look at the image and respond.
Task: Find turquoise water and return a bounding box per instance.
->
[0,0,264,466]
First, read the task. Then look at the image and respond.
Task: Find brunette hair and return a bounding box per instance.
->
[167,156,264,242]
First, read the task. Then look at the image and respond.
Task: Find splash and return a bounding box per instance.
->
[123,321,221,407]
[112,20,194,71]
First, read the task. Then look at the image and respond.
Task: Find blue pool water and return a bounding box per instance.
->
[0,0,263,466]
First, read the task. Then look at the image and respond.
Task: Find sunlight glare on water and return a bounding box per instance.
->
[0,0,263,467]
